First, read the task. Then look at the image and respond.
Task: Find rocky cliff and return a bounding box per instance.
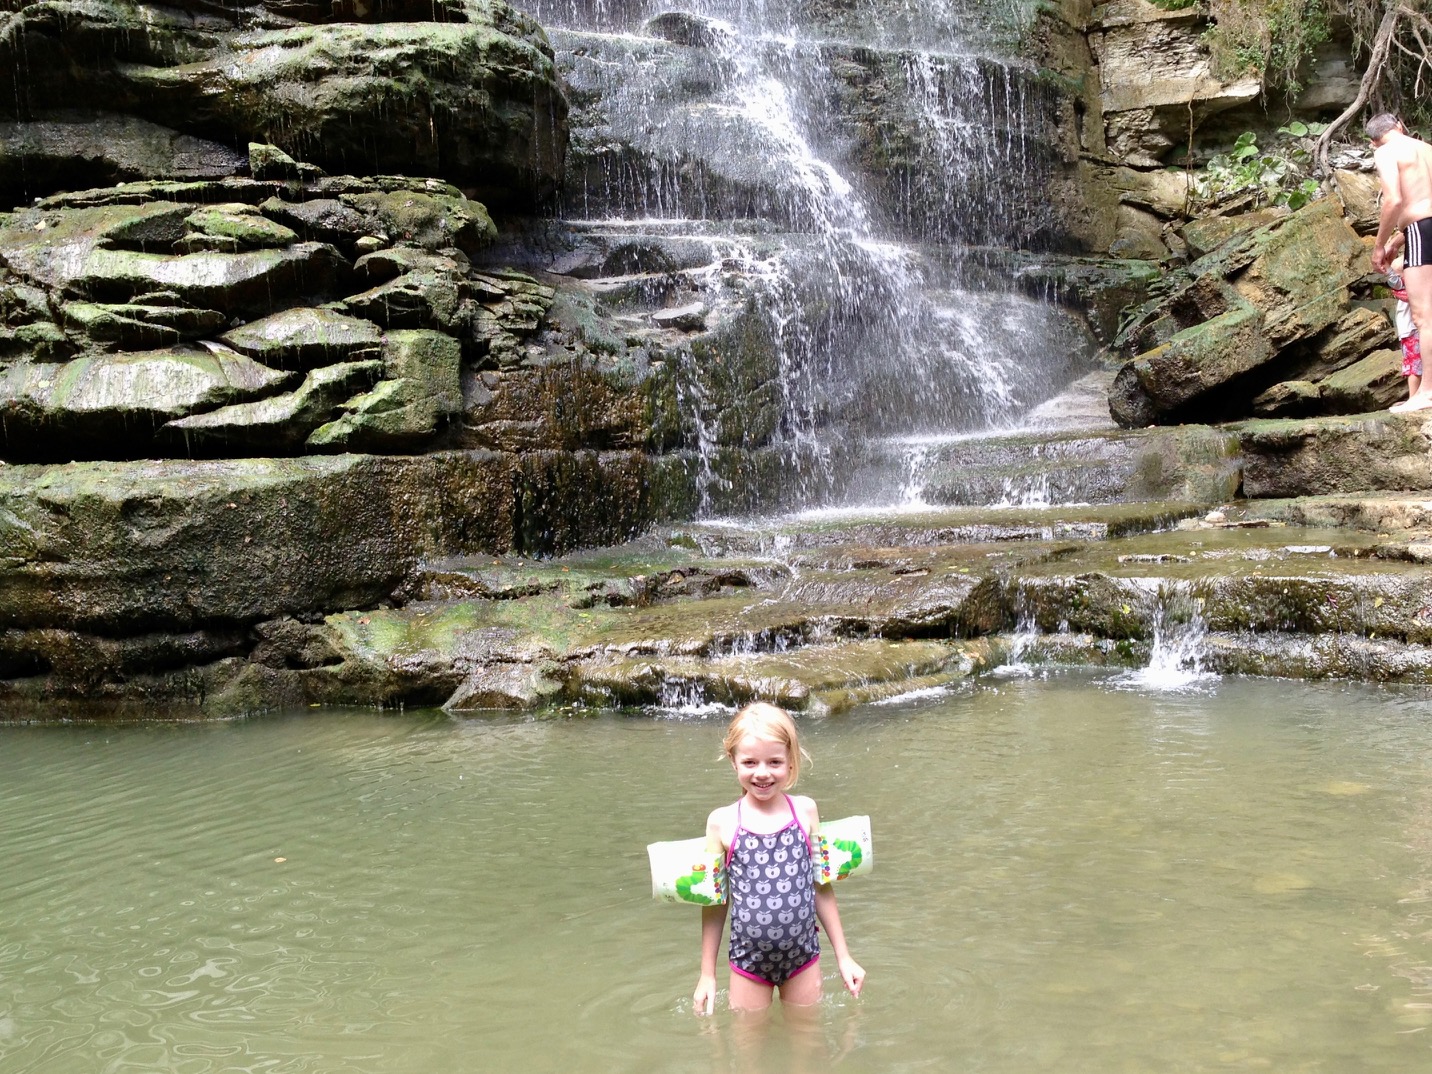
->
[1,0,567,210]
[3,0,1429,716]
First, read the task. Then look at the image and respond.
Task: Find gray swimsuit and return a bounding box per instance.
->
[726,795,820,986]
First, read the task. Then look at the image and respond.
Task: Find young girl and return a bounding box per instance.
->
[693,702,865,1015]
[1388,251,1424,411]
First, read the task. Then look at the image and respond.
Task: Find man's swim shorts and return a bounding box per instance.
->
[1404,218,1432,268]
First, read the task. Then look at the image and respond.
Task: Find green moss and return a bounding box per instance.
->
[185,205,297,249]
[341,190,496,251]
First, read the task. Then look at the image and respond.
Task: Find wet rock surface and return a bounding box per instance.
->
[548,25,1078,249]
[6,417,1432,718]
[2,2,1429,719]
[0,0,567,210]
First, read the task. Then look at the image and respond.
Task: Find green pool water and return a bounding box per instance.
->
[4,673,1432,1073]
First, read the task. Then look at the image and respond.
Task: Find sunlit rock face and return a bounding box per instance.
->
[1108,199,1386,427]
[0,0,567,211]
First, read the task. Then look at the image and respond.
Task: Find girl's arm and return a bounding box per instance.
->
[814,884,864,997]
[694,903,727,1016]
[693,808,728,1016]
[801,797,866,998]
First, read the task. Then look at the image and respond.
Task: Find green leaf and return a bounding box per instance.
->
[1278,121,1310,137]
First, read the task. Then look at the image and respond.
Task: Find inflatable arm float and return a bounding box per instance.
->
[647,815,873,906]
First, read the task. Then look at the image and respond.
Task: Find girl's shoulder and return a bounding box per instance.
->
[788,794,820,831]
[705,801,739,849]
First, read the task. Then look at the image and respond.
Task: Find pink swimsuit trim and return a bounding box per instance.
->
[730,954,820,985]
[723,794,814,870]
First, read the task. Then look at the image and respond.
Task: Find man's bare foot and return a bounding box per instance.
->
[1399,393,1432,412]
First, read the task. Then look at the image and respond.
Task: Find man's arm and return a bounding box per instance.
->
[1374,149,1404,271]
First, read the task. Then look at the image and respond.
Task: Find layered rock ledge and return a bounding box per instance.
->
[5,416,1432,718]
[0,0,567,210]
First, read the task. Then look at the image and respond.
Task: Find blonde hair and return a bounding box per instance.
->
[722,702,809,788]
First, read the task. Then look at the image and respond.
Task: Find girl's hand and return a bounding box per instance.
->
[693,973,717,1016]
[838,956,866,998]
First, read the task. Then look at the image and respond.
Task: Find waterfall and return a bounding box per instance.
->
[1113,583,1217,692]
[996,602,1043,677]
[508,0,1095,512]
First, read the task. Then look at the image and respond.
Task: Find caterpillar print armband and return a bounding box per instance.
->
[812,815,874,885]
[647,839,725,905]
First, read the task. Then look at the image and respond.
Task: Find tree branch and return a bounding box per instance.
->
[1315,3,1404,177]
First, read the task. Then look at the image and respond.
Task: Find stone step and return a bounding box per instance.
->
[845,424,1242,509]
[674,501,1210,556]
[9,507,1432,716]
[920,456,1141,507]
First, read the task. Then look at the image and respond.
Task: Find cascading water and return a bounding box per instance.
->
[508,0,1096,511]
[1113,582,1217,692]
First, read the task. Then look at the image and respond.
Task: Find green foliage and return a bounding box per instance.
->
[1204,0,1331,96]
[1190,124,1327,210]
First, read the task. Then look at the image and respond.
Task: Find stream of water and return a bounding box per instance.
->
[5,674,1432,1072]
[513,0,1095,508]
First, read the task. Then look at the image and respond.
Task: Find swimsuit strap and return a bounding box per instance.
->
[731,794,805,841]
[726,799,744,870]
[785,794,816,853]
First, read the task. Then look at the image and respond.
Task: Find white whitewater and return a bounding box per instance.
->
[513,0,1097,509]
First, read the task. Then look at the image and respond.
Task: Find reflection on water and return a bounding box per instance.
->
[3,675,1432,1072]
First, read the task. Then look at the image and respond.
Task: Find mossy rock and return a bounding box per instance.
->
[340,190,496,253]
[1,4,568,209]
[1234,414,1432,497]
[160,360,384,453]
[220,307,385,371]
[0,348,294,459]
[0,452,520,633]
[182,204,299,250]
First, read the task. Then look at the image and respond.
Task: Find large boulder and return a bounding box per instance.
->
[0,0,567,210]
[1110,198,1370,426]
[0,115,249,201]
[0,452,517,634]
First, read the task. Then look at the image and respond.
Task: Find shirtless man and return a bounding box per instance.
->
[1369,112,1432,411]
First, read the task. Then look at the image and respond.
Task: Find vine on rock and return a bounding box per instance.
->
[1204,0,1332,96]
[1190,0,1432,178]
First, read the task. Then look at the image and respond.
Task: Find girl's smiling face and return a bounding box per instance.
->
[730,735,791,803]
